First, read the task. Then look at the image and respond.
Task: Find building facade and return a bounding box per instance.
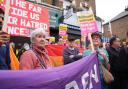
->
[103,8,128,40]
[45,0,96,14]
[27,0,96,41]
[26,0,63,8]
[75,0,96,14]
[27,0,96,14]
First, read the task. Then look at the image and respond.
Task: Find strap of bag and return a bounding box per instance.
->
[31,48,47,69]
[97,51,110,70]
[96,52,114,84]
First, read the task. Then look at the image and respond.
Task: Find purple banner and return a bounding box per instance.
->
[0,53,101,89]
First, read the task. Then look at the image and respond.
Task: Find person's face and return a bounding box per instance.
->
[68,41,75,48]
[92,35,101,46]
[113,38,121,48]
[59,39,64,45]
[32,33,46,48]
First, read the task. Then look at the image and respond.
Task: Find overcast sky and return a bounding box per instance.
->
[96,0,128,22]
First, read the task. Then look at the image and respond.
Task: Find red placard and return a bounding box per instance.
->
[1,0,49,37]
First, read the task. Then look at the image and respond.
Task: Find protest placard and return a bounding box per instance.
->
[2,0,49,37]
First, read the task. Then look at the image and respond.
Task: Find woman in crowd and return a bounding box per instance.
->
[83,32,110,89]
[19,28,53,70]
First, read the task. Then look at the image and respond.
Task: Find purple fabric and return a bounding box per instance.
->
[0,53,101,89]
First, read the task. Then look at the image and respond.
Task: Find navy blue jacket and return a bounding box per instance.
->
[63,47,82,65]
[0,44,10,70]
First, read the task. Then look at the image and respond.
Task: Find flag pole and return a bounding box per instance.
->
[109,21,112,37]
[2,0,10,32]
[88,33,95,52]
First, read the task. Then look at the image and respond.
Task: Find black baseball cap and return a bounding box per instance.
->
[68,37,76,42]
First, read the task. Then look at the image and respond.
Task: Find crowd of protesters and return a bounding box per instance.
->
[0,7,128,89]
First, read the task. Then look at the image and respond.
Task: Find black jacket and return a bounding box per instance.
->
[107,47,121,72]
[118,46,128,73]
[107,46,128,73]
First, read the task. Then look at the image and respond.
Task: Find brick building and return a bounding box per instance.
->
[28,0,96,13]
[75,0,96,14]
[103,8,128,41]
[41,0,63,8]
[26,0,62,7]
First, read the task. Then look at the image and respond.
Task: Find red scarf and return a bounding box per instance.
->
[31,45,52,68]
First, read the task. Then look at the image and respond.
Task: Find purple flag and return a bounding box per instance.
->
[0,53,101,89]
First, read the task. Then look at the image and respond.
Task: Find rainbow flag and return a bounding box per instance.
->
[46,45,84,67]
[46,45,65,67]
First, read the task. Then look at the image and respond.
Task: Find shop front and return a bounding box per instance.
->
[63,23,81,39]
[48,7,63,42]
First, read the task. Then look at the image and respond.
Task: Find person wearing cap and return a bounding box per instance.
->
[83,32,110,89]
[0,8,10,70]
[63,38,82,65]
[19,28,53,70]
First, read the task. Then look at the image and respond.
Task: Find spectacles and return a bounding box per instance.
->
[92,36,100,39]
